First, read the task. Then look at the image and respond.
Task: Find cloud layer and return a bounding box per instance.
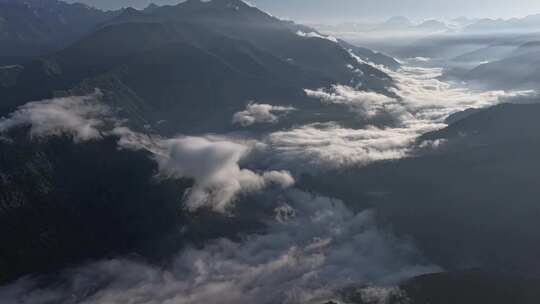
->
[0,190,439,304]
[305,85,400,120]
[289,56,536,168]
[266,122,417,169]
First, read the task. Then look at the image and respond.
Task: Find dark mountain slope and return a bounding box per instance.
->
[301,103,540,274]
[0,22,330,131]
[330,271,540,304]
[0,65,23,87]
[465,14,540,33]
[0,130,192,283]
[0,0,118,64]
[398,271,540,304]
[1,0,394,133]
[148,0,379,85]
[465,50,540,89]
[339,39,401,70]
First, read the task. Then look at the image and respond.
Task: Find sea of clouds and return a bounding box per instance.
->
[0,44,536,303]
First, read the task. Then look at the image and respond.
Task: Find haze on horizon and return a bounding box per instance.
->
[68,0,540,22]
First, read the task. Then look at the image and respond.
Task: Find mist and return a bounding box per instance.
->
[69,0,540,21]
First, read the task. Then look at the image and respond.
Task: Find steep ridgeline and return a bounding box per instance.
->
[0,0,119,64]
[0,0,396,134]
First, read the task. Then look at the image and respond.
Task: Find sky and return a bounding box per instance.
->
[69,0,540,22]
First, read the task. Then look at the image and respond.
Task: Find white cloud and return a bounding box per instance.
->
[156,136,294,212]
[266,122,421,169]
[101,130,296,212]
[232,102,295,127]
[305,85,401,119]
[408,57,432,63]
[0,190,439,304]
[296,30,339,43]
[0,90,111,142]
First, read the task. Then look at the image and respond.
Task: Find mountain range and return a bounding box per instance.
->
[0,0,400,284]
[1,0,400,134]
[1,0,540,303]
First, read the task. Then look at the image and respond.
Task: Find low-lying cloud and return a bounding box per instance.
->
[296,31,339,43]
[0,90,111,142]
[305,85,401,120]
[295,54,536,168]
[266,122,419,169]
[157,136,294,212]
[0,190,439,304]
[232,102,295,127]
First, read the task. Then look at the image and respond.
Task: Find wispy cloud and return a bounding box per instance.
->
[0,190,439,304]
[0,90,111,142]
[296,30,339,43]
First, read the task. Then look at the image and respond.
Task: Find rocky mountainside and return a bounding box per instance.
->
[0,0,119,64]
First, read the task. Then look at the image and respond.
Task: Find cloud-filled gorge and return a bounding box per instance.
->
[0,48,535,303]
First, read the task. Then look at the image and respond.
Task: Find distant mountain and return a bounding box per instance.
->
[512,40,540,56]
[375,16,413,31]
[415,19,449,32]
[370,16,449,34]
[452,43,517,63]
[451,16,477,27]
[0,0,119,64]
[465,14,540,33]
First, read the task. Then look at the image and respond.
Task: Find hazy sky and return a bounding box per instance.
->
[69,0,540,22]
